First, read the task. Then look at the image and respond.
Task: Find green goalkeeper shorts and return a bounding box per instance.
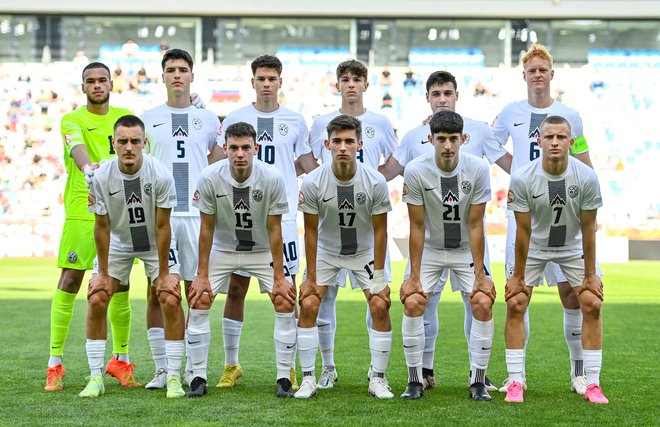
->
[57,219,96,270]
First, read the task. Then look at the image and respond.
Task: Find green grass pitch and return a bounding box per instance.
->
[0,258,658,425]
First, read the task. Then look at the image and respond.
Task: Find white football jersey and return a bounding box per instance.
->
[222,104,310,222]
[507,157,602,251]
[492,100,586,173]
[298,162,391,257]
[309,109,397,168]
[403,152,491,250]
[142,104,221,217]
[193,159,289,253]
[393,117,507,168]
[88,155,177,252]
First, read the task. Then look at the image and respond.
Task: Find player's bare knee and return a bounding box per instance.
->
[58,270,84,293]
[404,293,426,317]
[558,284,580,308]
[273,296,294,313]
[471,293,492,319]
[158,292,179,311]
[191,294,212,310]
[300,294,320,314]
[369,295,389,317]
[579,293,602,317]
[506,293,529,316]
[88,291,109,311]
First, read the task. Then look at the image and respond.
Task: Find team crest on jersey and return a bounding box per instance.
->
[442,190,459,203]
[67,251,77,263]
[278,124,288,136]
[252,189,263,202]
[356,192,366,205]
[365,127,375,139]
[507,190,515,203]
[551,194,566,206]
[568,185,579,198]
[144,183,153,197]
[234,199,250,210]
[172,126,188,137]
[402,183,409,197]
[529,127,541,139]
[193,189,200,202]
[339,199,354,210]
[64,133,73,146]
[258,130,273,143]
[461,181,472,194]
[88,193,96,207]
[192,118,202,130]
[126,192,142,205]
[298,191,304,206]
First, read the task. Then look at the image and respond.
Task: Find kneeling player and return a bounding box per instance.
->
[82,115,186,398]
[400,110,496,401]
[295,115,394,399]
[186,122,296,398]
[504,116,607,404]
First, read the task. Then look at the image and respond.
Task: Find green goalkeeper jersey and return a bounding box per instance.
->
[60,105,132,220]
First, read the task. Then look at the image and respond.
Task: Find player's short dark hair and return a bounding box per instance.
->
[540,115,572,134]
[429,110,463,135]
[114,115,145,133]
[426,70,457,93]
[225,122,256,143]
[161,48,194,71]
[251,55,283,76]
[82,62,111,81]
[336,59,368,81]
[326,115,362,140]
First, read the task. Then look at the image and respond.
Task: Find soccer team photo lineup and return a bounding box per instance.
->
[42,43,611,404]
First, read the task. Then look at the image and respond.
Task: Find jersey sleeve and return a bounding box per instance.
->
[507,171,529,213]
[156,171,177,209]
[209,115,222,152]
[392,130,413,167]
[308,118,326,160]
[60,114,85,158]
[480,123,509,164]
[298,175,319,214]
[581,169,603,211]
[569,113,589,155]
[380,119,398,159]
[268,172,290,216]
[87,171,107,215]
[491,107,511,148]
[193,173,216,215]
[402,166,424,206]
[471,160,492,205]
[371,176,393,215]
[294,116,312,157]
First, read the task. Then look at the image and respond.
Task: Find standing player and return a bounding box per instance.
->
[140,48,223,390]
[308,59,398,388]
[186,122,297,398]
[45,62,135,392]
[81,115,186,399]
[295,115,393,399]
[380,70,510,390]
[504,116,607,404]
[492,43,594,395]
[215,54,316,389]
[400,111,495,401]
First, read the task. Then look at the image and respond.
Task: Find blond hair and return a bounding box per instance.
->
[522,43,553,68]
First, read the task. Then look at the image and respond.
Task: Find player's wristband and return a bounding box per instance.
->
[371,269,388,295]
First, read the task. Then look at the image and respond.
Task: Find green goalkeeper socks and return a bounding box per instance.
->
[49,289,77,356]
[108,290,131,354]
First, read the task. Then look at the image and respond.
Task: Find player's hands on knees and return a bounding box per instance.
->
[156,273,182,302]
[578,273,603,301]
[470,275,496,303]
[88,273,113,299]
[504,275,530,301]
[272,276,296,306]
[366,286,392,309]
[299,277,321,305]
[188,275,214,307]
[399,276,427,304]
